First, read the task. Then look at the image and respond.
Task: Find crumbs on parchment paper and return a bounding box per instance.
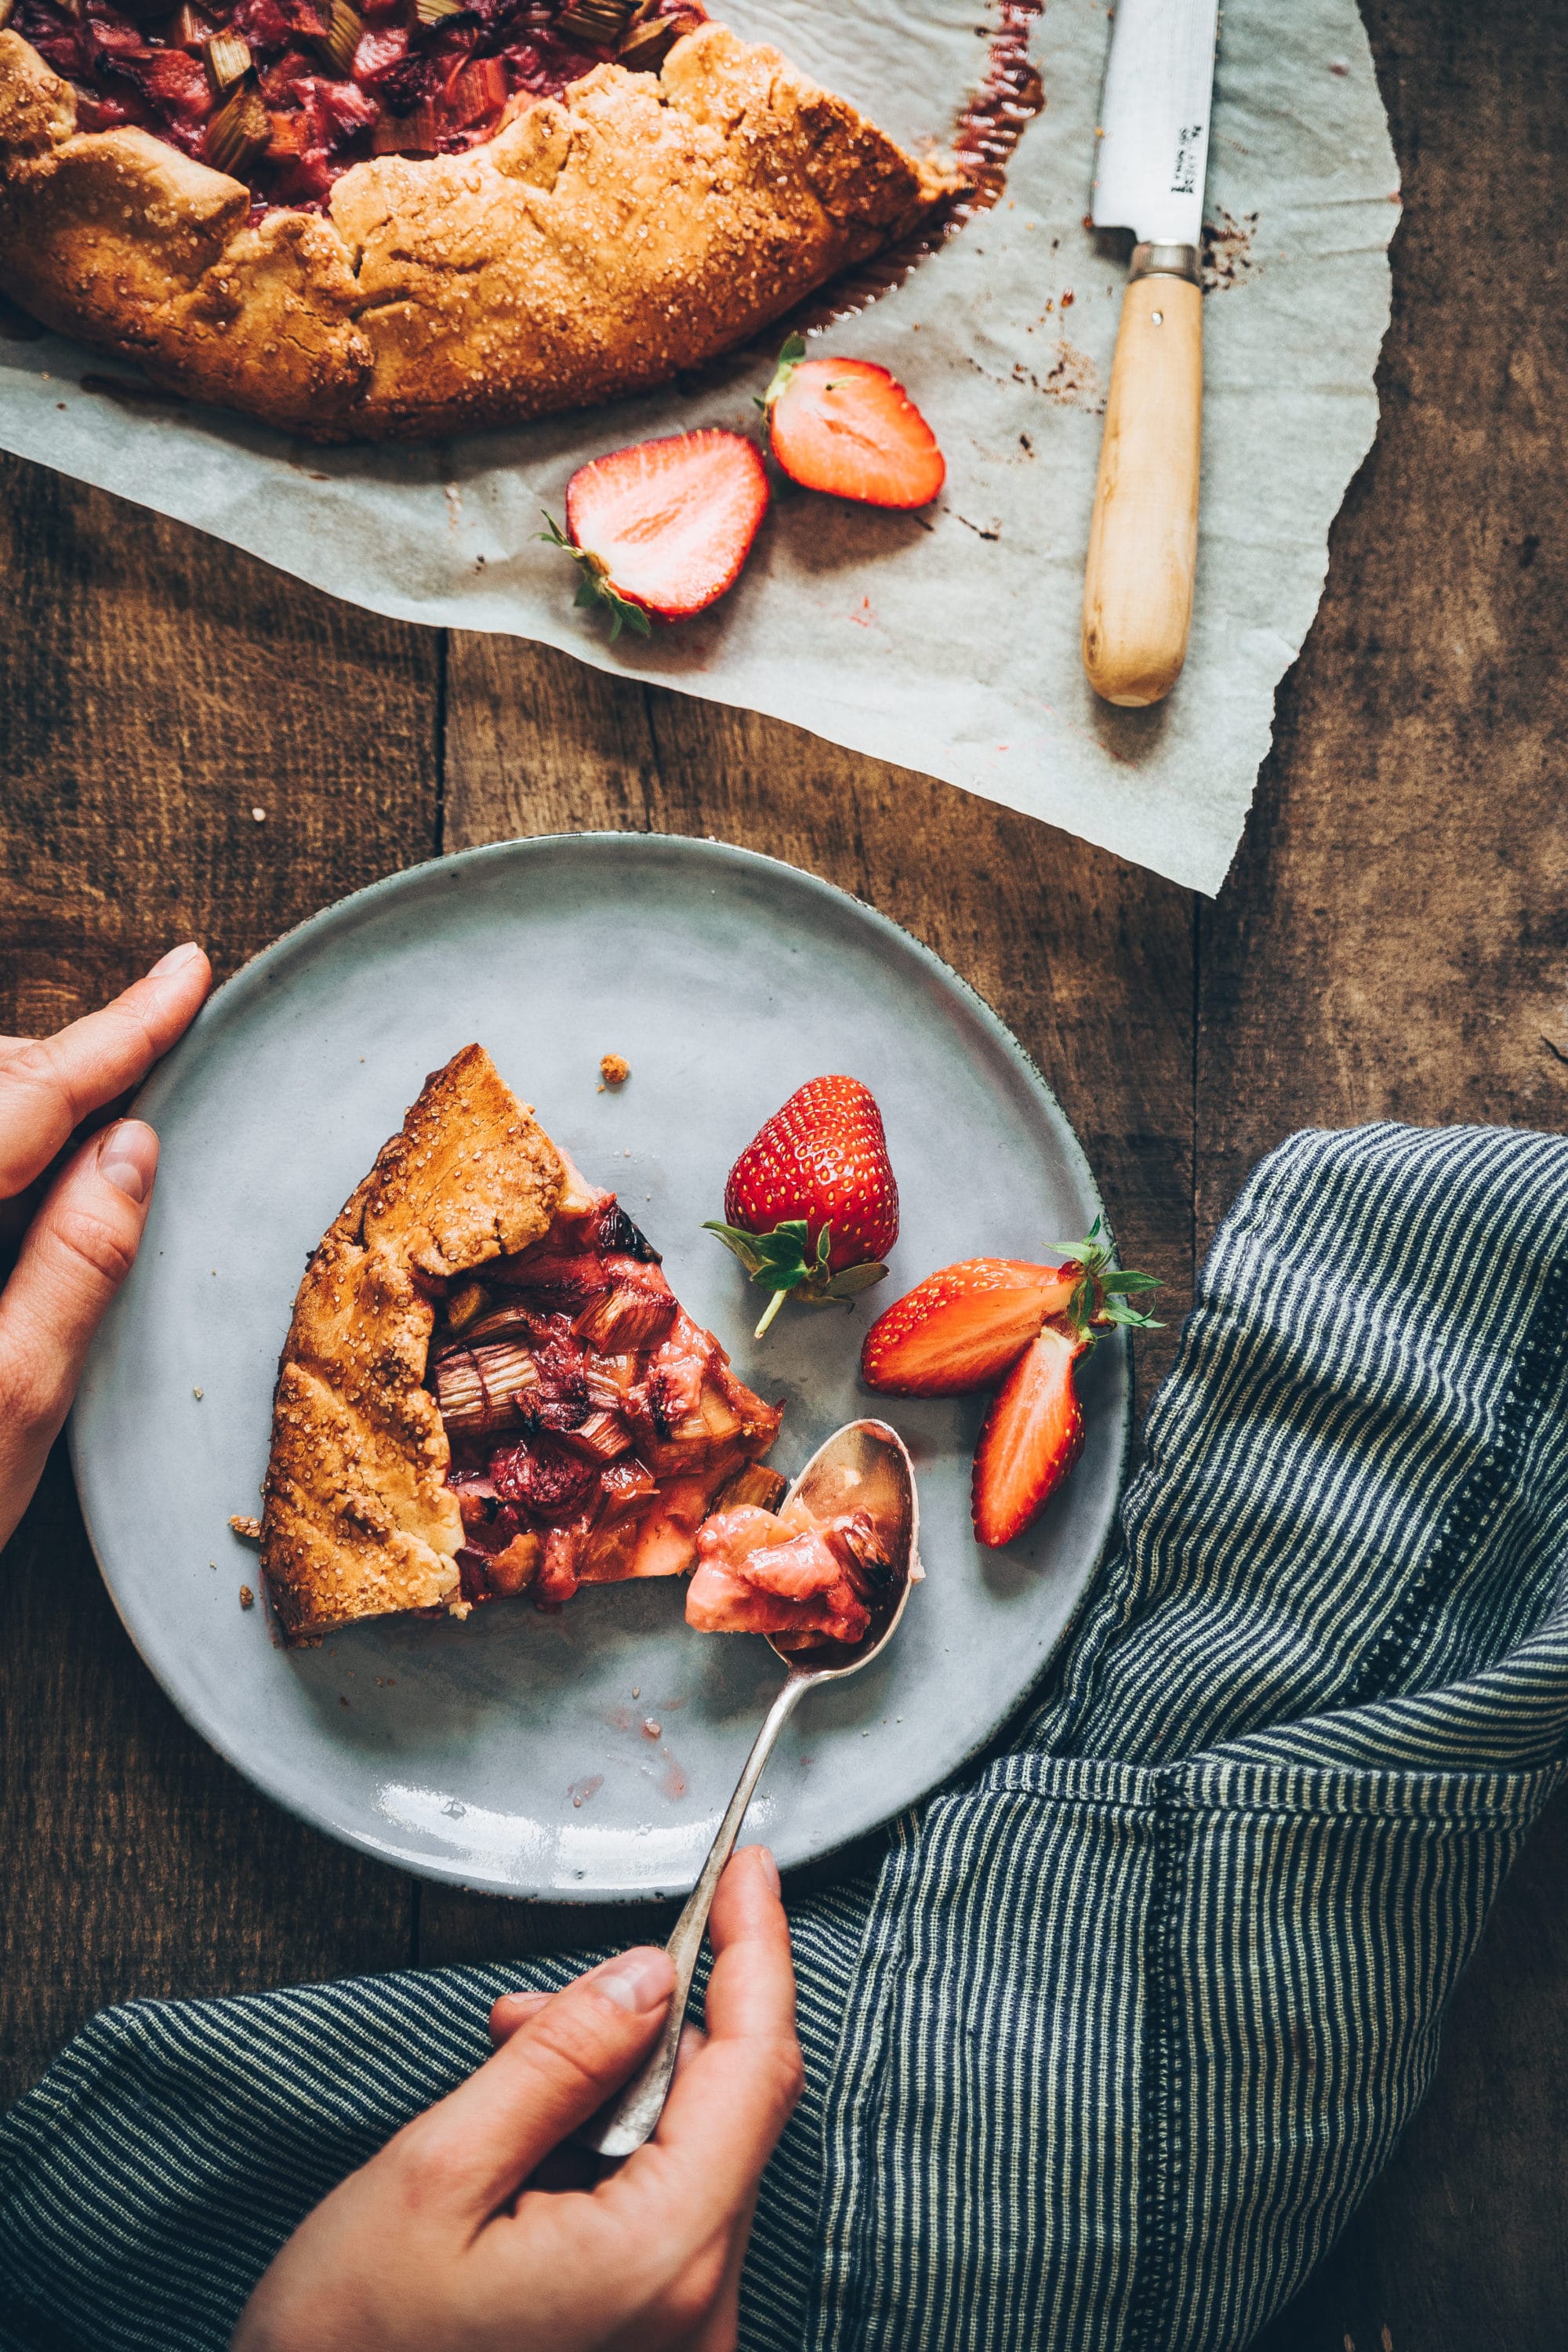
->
[1203,209,1261,292]
[1013,341,1105,416]
[598,1053,631,1091]
[230,1514,262,1541]
[239,1585,255,1610]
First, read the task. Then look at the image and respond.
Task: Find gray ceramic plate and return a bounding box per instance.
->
[71,835,1128,1901]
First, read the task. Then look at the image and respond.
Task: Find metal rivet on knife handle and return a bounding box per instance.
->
[1081,245,1203,709]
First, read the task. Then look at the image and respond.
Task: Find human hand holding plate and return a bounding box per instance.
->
[0,943,211,1549]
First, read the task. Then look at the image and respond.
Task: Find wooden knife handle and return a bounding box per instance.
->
[1081,262,1203,709]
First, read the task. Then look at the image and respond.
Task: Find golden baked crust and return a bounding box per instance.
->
[0,20,959,441]
[260,1045,564,1643]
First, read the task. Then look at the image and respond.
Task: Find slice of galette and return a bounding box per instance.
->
[260,1042,781,1643]
[0,5,962,441]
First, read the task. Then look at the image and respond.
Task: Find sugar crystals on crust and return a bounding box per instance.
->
[0,19,961,441]
[260,1044,564,1642]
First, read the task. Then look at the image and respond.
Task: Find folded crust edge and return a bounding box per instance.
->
[259,1043,564,1643]
[0,22,962,441]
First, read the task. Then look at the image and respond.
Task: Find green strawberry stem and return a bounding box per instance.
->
[1054,1215,1165,1343]
[753,1287,789,1341]
[704,1214,889,1339]
[757,332,808,414]
[537,511,652,644]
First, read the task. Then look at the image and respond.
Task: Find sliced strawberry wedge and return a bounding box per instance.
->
[764,339,945,510]
[546,429,770,639]
[860,1258,1082,1395]
[971,1325,1087,1548]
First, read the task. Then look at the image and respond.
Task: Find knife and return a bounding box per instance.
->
[1081,0,1219,706]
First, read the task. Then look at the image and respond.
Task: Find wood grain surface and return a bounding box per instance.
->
[1214,3,1568,2343]
[0,470,438,2091]
[2,0,1565,2340]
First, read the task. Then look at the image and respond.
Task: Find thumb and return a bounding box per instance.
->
[0,1120,159,1547]
[404,1947,673,2216]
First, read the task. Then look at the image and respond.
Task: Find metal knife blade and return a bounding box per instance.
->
[1091,0,1221,251]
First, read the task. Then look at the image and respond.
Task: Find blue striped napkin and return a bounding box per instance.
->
[4,1122,1566,2352]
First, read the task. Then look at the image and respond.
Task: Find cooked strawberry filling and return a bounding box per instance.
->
[431,1178,782,1610]
[13,0,703,211]
[686,1497,895,1651]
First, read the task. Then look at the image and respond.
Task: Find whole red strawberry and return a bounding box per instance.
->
[706,1076,898,1338]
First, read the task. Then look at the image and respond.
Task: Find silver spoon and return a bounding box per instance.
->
[578,1416,921,2159]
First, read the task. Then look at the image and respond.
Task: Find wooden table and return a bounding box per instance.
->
[2,2,1564,2340]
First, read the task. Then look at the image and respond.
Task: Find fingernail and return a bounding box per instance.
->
[753,1846,782,1896]
[590,1947,673,2014]
[98,1120,159,1203]
[148,942,203,977]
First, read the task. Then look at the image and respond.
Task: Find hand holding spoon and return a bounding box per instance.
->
[578,1417,920,2159]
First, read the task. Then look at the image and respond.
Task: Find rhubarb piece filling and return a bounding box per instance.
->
[430,1174,783,1612]
[13,0,703,211]
[687,1496,897,1652]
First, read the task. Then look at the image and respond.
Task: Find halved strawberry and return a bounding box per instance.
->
[971,1325,1087,1548]
[863,1221,1162,1399]
[860,1257,1082,1395]
[542,429,770,640]
[865,1219,1163,1544]
[763,336,946,510]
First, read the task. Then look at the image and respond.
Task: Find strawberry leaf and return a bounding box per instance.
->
[823,1261,890,1299]
[762,331,808,412]
[539,510,652,644]
[705,1213,885,1334]
[1065,1274,1097,1339]
[1054,1218,1161,1320]
[1054,1215,1112,1276]
[1098,1299,1166,1330]
[703,1219,812,1285]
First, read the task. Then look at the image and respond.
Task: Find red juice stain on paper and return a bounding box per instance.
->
[951,0,1047,212]
[568,1773,604,1810]
[764,0,1046,339]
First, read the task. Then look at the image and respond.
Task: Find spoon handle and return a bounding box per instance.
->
[578,1668,815,2158]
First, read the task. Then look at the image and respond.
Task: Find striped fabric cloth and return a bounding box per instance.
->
[4,1123,1567,2352]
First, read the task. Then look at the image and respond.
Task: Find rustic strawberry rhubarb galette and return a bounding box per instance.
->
[0,1,959,438]
[260,1042,798,1643]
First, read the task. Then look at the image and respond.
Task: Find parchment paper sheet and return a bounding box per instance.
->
[0,0,1398,894]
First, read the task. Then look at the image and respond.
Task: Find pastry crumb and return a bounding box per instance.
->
[599,1052,631,1090]
[229,1513,262,1540]
[239,1584,255,1609]
[192,1386,204,1399]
